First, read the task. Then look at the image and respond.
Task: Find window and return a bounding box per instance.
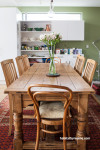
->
[22,13,82,21]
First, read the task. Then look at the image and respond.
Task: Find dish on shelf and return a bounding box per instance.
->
[21,37,35,42]
[22,37,28,41]
[27,28,33,31]
[29,38,35,41]
[34,28,44,31]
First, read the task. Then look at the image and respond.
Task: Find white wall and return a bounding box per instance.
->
[0,8,22,84]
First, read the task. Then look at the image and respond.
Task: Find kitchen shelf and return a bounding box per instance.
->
[20,21,52,63]
[21,31,51,33]
[21,50,50,52]
[21,40,42,43]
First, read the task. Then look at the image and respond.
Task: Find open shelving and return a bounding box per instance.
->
[20,21,52,63]
[21,50,51,52]
[21,31,51,33]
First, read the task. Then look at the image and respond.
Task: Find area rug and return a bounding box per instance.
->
[0,96,100,150]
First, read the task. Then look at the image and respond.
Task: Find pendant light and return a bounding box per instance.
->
[48,0,55,18]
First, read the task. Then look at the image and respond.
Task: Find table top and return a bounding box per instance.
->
[4,63,95,94]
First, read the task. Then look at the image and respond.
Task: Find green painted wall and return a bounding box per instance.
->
[18,7,100,80]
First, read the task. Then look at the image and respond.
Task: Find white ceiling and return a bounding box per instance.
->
[0,0,100,7]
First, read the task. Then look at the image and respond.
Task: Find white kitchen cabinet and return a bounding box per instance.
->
[66,54,78,67]
[52,20,84,41]
[54,54,67,63]
[67,21,84,41]
[55,54,84,68]
[0,8,22,83]
[52,21,68,40]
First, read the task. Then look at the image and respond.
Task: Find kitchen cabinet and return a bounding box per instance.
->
[67,21,84,41]
[52,20,84,41]
[52,21,68,40]
[55,54,84,68]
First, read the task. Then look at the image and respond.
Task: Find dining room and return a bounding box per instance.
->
[0,0,100,150]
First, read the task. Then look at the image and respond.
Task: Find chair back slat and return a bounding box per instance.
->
[22,55,30,71]
[74,55,85,75]
[16,56,25,76]
[83,59,97,85]
[1,59,18,86]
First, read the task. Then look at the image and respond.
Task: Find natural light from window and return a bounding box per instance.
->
[23,13,82,21]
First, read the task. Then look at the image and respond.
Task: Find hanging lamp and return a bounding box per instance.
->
[48,0,55,18]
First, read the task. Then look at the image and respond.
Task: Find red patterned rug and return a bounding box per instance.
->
[0,96,100,150]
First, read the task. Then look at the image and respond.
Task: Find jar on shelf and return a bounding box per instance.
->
[39,46,42,50]
[46,24,51,31]
[22,24,27,31]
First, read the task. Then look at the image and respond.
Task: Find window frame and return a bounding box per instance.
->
[22,12,83,21]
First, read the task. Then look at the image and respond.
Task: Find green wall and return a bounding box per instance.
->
[18,7,100,80]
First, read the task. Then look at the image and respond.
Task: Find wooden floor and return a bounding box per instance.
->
[0,84,7,102]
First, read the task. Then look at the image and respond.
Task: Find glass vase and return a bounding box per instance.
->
[49,56,56,75]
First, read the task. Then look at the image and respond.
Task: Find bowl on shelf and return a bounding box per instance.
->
[34,28,44,31]
[27,28,33,31]
[29,37,35,41]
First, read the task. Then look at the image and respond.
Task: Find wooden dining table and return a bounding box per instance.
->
[5,63,95,150]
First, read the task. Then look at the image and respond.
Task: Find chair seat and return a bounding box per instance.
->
[39,101,64,119]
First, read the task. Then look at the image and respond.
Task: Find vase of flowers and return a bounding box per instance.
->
[40,33,62,76]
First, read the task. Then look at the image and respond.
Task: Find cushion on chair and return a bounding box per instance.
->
[39,101,64,119]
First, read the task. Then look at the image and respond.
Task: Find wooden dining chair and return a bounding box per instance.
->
[15,56,25,76]
[1,59,34,136]
[22,55,30,71]
[46,57,61,63]
[83,59,97,86]
[82,59,97,135]
[1,59,18,136]
[28,84,73,150]
[74,55,85,76]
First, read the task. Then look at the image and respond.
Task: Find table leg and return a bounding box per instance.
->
[13,94,23,150]
[76,94,88,150]
[8,94,13,136]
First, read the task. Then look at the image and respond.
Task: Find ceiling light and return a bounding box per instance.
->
[48,0,55,18]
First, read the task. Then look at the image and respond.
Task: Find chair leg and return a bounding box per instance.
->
[8,96,13,136]
[67,126,70,137]
[63,122,67,150]
[43,124,46,139]
[40,123,43,140]
[35,122,40,150]
[40,124,46,140]
[67,118,71,137]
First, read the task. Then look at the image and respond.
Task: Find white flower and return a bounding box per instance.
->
[46,34,50,40]
[52,35,56,40]
[40,32,62,43]
[59,34,62,39]
[40,34,43,40]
